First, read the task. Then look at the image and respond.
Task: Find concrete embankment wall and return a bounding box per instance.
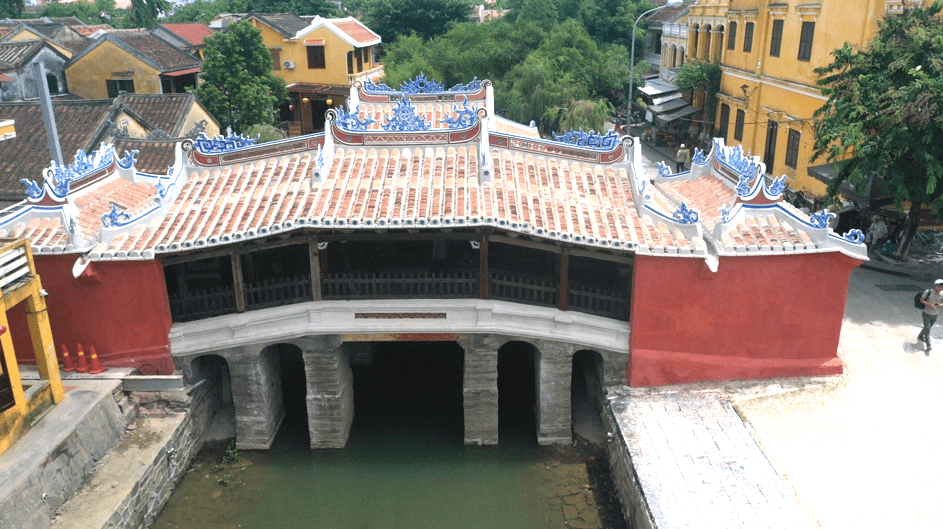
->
[602,402,655,529]
[0,373,221,529]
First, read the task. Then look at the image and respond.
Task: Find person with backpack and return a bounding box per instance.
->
[917,279,943,354]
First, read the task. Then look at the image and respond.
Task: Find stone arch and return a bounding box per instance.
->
[497,340,541,446]
[571,349,605,444]
[185,353,236,443]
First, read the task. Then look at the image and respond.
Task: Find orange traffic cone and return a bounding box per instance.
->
[87,346,105,374]
[75,343,89,373]
[61,344,75,372]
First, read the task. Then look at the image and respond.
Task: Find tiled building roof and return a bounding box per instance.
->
[111,32,201,72]
[73,24,114,37]
[113,138,177,175]
[247,13,311,37]
[0,40,41,68]
[0,78,868,265]
[330,19,381,46]
[119,93,195,136]
[0,99,113,204]
[155,23,213,46]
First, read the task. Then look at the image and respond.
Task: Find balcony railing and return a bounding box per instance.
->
[0,238,32,294]
[168,269,629,323]
[322,269,478,300]
[246,275,312,310]
[169,286,236,323]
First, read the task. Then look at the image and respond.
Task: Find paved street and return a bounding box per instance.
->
[735,261,943,528]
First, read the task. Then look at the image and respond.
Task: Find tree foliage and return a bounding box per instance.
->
[165,0,247,24]
[0,0,25,19]
[194,21,288,132]
[361,0,475,41]
[128,0,170,27]
[812,1,943,258]
[673,60,721,123]
[245,0,340,17]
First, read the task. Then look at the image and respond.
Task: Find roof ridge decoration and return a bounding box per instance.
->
[193,131,259,153]
[363,73,484,95]
[438,97,478,129]
[381,97,430,132]
[21,145,115,203]
[333,100,377,131]
[551,128,620,151]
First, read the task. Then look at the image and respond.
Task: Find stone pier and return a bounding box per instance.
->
[229,345,284,450]
[460,335,499,445]
[303,336,354,449]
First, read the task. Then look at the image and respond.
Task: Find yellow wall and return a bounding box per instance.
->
[250,20,375,87]
[66,40,163,99]
[710,0,935,197]
[0,119,14,140]
[182,102,220,137]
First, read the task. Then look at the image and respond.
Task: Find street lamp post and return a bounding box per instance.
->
[626,0,684,137]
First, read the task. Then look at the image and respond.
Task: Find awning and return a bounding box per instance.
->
[286,83,351,97]
[649,98,689,114]
[638,79,679,97]
[162,67,201,77]
[807,161,891,209]
[654,105,699,125]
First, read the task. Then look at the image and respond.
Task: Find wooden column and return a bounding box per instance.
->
[231,251,246,313]
[479,232,489,300]
[558,247,569,312]
[308,234,322,301]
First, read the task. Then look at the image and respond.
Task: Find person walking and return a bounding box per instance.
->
[918,279,943,354]
[676,144,691,172]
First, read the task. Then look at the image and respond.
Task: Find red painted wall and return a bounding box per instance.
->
[10,255,174,374]
[628,252,861,387]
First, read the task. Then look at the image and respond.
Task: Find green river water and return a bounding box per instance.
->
[152,344,625,529]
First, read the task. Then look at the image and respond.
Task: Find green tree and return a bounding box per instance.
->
[544,98,615,132]
[194,21,288,132]
[128,0,171,27]
[39,1,104,23]
[245,0,340,16]
[166,0,248,24]
[812,1,943,258]
[362,0,474,41]
[673,60,721,130]
[0,0,25,19]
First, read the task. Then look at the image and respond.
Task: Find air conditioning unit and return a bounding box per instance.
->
[283,60,295,69]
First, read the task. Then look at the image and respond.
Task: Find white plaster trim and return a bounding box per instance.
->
[168,298,630,358]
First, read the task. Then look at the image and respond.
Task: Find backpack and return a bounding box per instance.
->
[915,290,929,309]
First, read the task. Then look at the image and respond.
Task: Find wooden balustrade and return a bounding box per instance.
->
[168,286,237,322]
[169,269,629,323]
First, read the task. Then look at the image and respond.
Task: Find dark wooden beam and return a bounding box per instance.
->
[479,233,489,300]
[231,252,246,313]
[558,247,569,312]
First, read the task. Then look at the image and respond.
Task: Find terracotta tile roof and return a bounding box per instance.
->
[0,99,113,204]
[0,40,41,68]
[73,24,114,37]
[156,23,213,46]
[113,139,178,174]
[332,19,380,45]
[113,32,201,72]
[117,93,192,136]
[0,72,12,82]
[0,78,868,264]
[0,27,12,39]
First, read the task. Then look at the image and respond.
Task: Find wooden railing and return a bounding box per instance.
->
[489,270,558,308]
[568,283,629,320]
[169,286,236,322]
[169,269,630,323]
[0,238,32,294]
[246,275,312,310]
[322,269,478,300]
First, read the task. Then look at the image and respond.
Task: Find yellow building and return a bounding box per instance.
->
[243,13,383,134]
[65,31,202,99]
[0,238,63,458]
[705,0,932,205]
